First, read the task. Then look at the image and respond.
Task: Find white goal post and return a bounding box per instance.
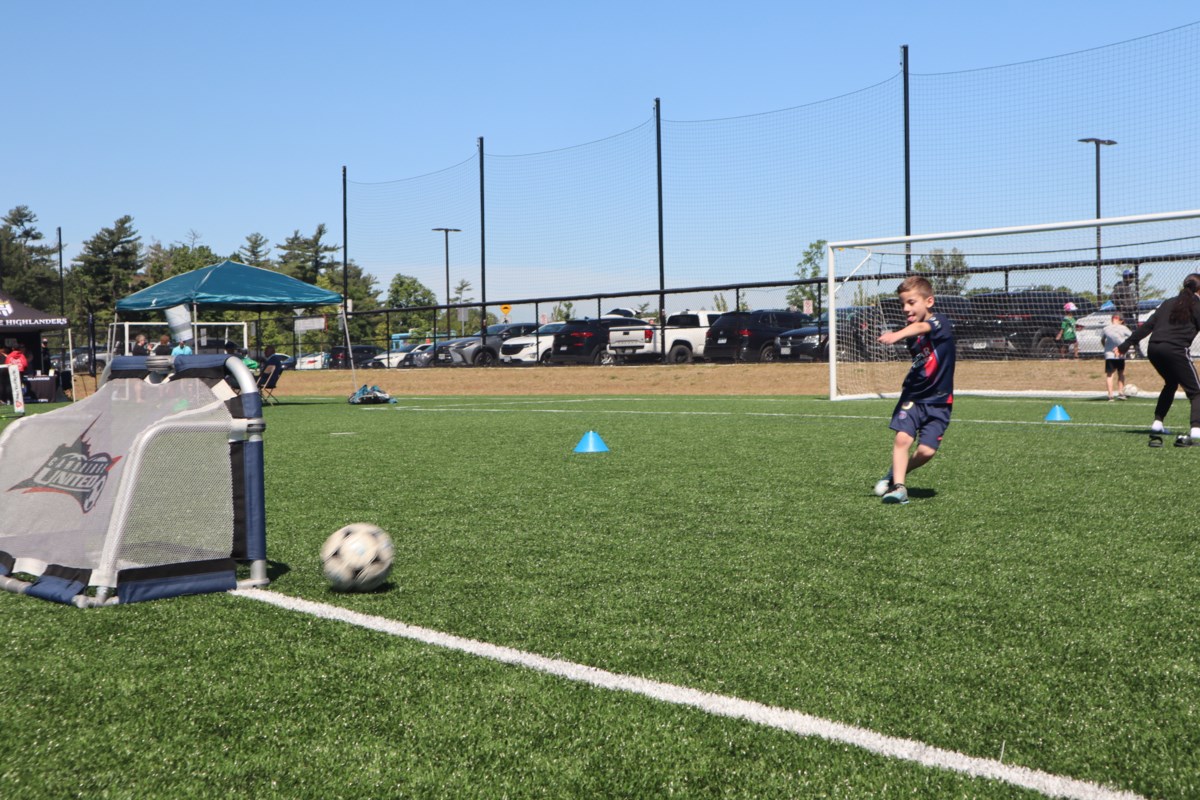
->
[824,209,1200,401]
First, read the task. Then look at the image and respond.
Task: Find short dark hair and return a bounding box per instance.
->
[896,275,934,298]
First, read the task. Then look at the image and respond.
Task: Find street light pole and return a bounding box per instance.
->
[1078,138,1117,300]
[432,228,461,342]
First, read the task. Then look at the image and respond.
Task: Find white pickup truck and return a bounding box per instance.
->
[656,310,722,363]
[603,310,722,364]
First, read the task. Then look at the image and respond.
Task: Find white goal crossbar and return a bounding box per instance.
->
[825,209,1200,401]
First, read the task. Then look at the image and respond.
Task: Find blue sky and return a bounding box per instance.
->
[6,1,1198,280]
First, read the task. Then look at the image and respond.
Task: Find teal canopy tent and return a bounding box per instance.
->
[116,260,341,312]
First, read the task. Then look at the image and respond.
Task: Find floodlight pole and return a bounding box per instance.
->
[433,228,461,341]
[1079,138,1116,300]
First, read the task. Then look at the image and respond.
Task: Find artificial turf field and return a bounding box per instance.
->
[0,394,1197,799]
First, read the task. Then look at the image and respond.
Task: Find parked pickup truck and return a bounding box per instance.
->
[549,310,722,365]
[654,310,722,363]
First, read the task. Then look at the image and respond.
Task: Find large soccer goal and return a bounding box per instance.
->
[0,355,268,607]
[824,210,1200,400]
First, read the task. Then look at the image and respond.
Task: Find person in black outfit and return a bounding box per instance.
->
[1117,273,1200,447]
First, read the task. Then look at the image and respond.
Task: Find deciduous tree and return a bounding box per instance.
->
[786,239,826,313]
[385,274,437,333]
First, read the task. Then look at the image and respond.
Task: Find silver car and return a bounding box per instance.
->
[1074,299,1161,357]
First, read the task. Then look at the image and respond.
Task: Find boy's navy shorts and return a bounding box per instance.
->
[889,400,952,450]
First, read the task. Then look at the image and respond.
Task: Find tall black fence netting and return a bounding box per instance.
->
[345,22,1200,328]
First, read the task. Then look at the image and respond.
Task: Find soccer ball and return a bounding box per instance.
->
[1125,384,1139,397]
[320,523,394,592]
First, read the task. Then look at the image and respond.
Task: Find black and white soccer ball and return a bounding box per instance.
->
[320,523,394,592]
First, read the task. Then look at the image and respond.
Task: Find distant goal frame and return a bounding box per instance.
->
[824,209,1200,401]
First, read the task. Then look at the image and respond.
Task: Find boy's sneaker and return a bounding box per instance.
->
[1116,393,1127,400]
[873,473,893,497]
[1174,435,1198,448]
[1149,434,1164,448]
[882,484,909,504]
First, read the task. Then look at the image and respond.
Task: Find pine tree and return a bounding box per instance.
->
[67,216,142,324]
[276,225,338,284]
[0,206,61,311]
[238,233,272,267]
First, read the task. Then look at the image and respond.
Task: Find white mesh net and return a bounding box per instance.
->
[826,212,1200,399]
[0,376,237,591]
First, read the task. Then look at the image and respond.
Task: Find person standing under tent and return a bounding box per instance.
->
[7,342,28,375]
[153,334,173,355]
[6,343,30,402]
[131,333,150,355]
[1117,273,1200,447]
[171,339,193,356]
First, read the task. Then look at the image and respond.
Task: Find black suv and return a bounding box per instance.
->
[330,345,385,369]
[704,310,814,362]
[776,306,901,362]
[549,317,655,365]
[958,291,1095,358]
[875,295,976,357]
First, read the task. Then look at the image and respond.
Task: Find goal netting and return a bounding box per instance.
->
[0,355,269,607]
[824,210,1200,400]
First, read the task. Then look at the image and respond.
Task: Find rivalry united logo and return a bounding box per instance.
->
[8,418,122,512]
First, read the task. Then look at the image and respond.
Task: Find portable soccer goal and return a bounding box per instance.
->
[825,209,1200,400]
[0,355,268,607]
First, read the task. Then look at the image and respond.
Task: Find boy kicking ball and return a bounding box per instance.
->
[872,276,957,504]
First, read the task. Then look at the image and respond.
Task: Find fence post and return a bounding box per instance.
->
[478,137,488,340]
[655,98,666,358]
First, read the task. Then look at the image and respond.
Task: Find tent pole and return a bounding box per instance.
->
[341,302,356,390]
[67,328,78,401]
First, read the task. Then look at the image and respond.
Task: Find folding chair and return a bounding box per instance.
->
[256,364,283,405]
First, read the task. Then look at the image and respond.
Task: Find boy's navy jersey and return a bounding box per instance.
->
[900,311,956,404]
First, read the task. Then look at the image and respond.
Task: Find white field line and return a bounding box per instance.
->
[232,588,1142,800]
[384,404,1137,429]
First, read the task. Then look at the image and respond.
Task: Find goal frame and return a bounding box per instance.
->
[825,209,1200,401]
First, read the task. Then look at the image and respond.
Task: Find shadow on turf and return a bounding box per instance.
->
[869,488,937,500]
[265,560,291,581]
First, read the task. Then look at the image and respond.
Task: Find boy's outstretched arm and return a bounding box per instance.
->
[878,320,932,345]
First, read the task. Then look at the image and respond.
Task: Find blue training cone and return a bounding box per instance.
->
[1044,404,1071,422]
[574,431,609,453]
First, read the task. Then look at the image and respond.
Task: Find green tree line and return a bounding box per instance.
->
[0,205,454,349]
